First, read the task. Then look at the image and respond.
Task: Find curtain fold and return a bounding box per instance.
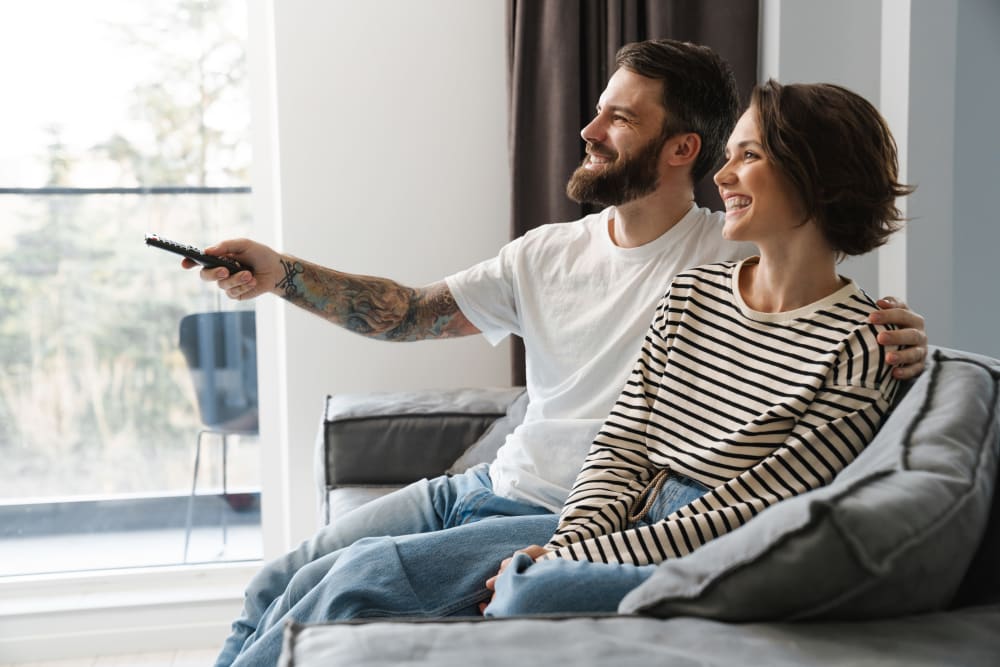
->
[506,0,759,385]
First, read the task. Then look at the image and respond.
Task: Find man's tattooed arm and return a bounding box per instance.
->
[274,257,479,341]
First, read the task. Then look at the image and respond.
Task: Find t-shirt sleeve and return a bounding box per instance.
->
[444,236,523,346]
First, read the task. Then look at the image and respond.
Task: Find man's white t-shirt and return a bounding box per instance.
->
[445,204,755,512]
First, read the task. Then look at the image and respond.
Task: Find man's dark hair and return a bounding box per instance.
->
[616,39,739,182]
[751,80,914,257]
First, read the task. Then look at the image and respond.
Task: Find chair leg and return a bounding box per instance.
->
[221,434,229,551]
[184,431,206,563]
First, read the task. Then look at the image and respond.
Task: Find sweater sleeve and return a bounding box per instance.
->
[543,324,898,566]
[543,292,674,556]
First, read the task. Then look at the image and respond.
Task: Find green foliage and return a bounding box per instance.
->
[93,0,250,187]
[0,0,254,498]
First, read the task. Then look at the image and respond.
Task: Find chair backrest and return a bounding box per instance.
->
[179,310,258,432]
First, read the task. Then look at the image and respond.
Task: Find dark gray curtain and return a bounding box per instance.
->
[506,0,759,385]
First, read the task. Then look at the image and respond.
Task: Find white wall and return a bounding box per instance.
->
[760,0,999,356]
[952,0,1000,356]
[250,0,511,551]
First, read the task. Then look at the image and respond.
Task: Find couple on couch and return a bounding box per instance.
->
[185,39,925,667]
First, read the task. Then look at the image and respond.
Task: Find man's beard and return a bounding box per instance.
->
[565,134,666,207]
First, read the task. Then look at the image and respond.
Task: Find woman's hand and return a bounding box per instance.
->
[479,545,551,614]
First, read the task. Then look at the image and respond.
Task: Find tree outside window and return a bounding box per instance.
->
[0,0,259,574]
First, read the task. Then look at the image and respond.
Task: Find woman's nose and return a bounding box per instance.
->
[714,160,735,186]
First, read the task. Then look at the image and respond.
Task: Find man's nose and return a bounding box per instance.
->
[580,115,606,144]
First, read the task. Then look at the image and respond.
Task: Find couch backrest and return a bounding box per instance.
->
[951,459,1000,607]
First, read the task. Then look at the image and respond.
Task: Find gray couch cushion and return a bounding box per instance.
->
[320,387,524,486]
[620,347,1000,620]
[280,605,1000,667]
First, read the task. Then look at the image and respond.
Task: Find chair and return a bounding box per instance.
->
[178,310,258,562]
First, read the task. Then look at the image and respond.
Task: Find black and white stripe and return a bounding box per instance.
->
[544,261,898,565]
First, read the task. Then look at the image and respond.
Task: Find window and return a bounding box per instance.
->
[0,0,260,575]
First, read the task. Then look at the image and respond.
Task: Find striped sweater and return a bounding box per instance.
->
[544,259,898,565]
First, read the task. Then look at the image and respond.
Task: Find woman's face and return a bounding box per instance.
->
[713,108,807,244]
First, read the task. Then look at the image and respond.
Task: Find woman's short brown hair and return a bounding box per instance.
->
[751,80,913,257]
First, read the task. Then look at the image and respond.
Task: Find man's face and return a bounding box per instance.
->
[566,68,670,207]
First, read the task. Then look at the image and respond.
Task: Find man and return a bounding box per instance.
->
[188,39,927,666]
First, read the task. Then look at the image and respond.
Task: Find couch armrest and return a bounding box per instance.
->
[317,387,526,490]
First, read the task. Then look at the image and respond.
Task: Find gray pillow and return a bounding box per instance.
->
[620,347,1000,620]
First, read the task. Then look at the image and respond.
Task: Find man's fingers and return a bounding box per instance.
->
[887,345,927,366]
[886,344,927,380]
[198,265,229,282]
[877,328,928,350]
[204,239,250,257]
[892,361,926,381]
[876,296,906,309]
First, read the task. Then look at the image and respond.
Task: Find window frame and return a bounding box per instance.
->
[0,2,300,659]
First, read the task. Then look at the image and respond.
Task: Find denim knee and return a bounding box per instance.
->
[284,550,340,605]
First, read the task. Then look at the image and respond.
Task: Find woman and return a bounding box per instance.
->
[484,79,912,615]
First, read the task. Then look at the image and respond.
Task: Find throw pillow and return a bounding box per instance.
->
[620,347,1000,620]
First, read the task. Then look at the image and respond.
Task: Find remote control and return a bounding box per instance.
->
[145,233,252,274]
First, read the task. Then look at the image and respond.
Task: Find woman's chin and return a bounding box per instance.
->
[722,224,744,242]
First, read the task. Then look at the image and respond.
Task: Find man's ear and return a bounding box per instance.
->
[663,133,701,168]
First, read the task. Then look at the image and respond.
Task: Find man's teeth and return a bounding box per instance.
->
[726,197,751,211]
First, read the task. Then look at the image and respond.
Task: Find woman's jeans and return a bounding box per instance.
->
[218,464,555,667]
[484,472,710,617]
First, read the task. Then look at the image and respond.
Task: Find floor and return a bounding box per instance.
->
[3,649,217,667]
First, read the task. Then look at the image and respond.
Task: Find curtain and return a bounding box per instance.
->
[506,0,759,385]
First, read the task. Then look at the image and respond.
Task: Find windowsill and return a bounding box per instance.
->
[0,560,260,614]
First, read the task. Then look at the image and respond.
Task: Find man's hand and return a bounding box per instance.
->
[479,544,551,614]
[181,238,282,301]
[869,296,928,380]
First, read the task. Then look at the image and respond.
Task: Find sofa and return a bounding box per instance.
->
[280,346,1000,666]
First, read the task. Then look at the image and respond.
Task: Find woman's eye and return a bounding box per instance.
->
[743,151,757,160]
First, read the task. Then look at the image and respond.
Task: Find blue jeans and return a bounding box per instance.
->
[228,513,560,666]
[216,464,551,667]
[484,472,710,616]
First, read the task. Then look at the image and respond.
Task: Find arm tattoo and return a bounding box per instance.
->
[275,259,305,299]
[280,258,470,341]
[384,283,465,341]
[347,281,465,341]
